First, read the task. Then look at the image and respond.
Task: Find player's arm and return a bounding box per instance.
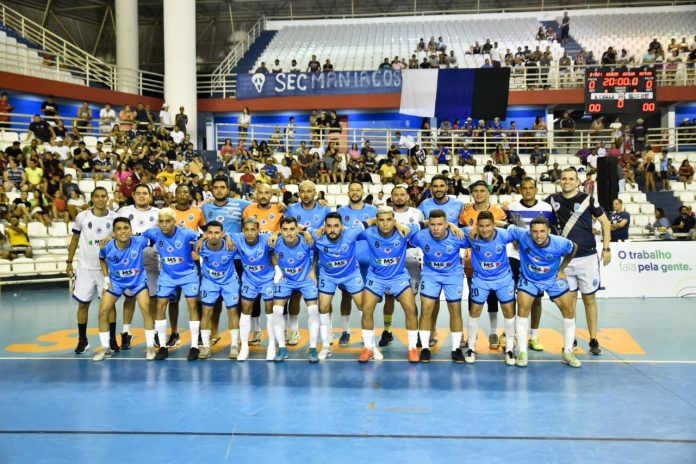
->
[302,230,314,247]
[99,257,111,289]
[65,233,79,277]
[267,230,281,248]
[595,213,612,266]
[309,251,318,284]
[557,242,577,281]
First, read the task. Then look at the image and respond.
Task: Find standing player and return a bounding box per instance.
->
[506,177,555,351]
[359,206,420,363]
[230,218,278,361]
[418,174,464,347]
[336,181,377,345]
[66,187,117,354]
[243,182,284,235]
[380,185,425,348]
[284,180,329,345]
[410,209,468,363]
[507,218,581,368]
[268,217,318,362]
[463,211,517,365]
[458,180,507,350]
[142,208,201,361]
[116,184,159,349]
[545,167,611,355]
[197,220,239,360]
[311,212,366,360]
[94,218,156,361]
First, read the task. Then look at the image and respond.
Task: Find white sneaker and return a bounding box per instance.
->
[229,345,239,359]
[464,349,476,364]
[266,346,276,361]
[318,348,332,360]
[146,346,156,361]
[93,348,112,362]
[505,350,516,366]
[288,330,300,346]
[237,345,249,361]
[372,348,384,360]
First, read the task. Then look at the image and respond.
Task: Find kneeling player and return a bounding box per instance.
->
[197,220,239,360]
[94,217,156,361]
[269,217,318,362]
[508,218,580,368]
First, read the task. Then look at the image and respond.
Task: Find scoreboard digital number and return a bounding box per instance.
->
[585,66,656,114]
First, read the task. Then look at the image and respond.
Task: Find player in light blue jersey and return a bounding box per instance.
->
[358,206,421,363]
[463,211,517,366]
[507,217,581,368]
[197,220,239,360]
[142,208,201,361]
[230,218,279,361]
[311,212,367,360]
[418,175,464,224]
[94,218,156,361]
[335,181,377,345]
[268,217,318,362]
[283,180,329,346]
[411,209,469,363]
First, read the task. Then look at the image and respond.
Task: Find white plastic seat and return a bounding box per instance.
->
[49,222,69,236]
[11,257,35,274]
[79,179,95,193]
[27,221,49,238]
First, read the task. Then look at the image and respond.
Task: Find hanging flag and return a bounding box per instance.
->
[399,68,510,120]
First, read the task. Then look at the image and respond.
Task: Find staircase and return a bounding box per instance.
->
[233,30,277,74]
[541,20,582,57]
[647,191,682,220]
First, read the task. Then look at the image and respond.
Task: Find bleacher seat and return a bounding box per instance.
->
[49,223,69,236]
[27,222,48,237]
[34,256,58,274]
[11,257,34,274]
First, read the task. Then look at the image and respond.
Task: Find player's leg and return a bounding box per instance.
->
[250,296,263,345]
[271,294,287,362]
[552,287,581,368]
[306,295,320,362]
[184,294,201,361]
[572,256,602,355]
[446,300,465,362]
[396,286,420,363]
[514,289,535,367]
[318,291,335,359]
[419,295,437,362]
[528,297,544,351]
[134,288,156,360]
[287,291,302,345]
[581,292,601,354]
[107,300,119,352]
[466,301,484,363]
[339,289,353,345]
[238,299,253,361]
[210,300,223,345]
[154,295,171,360]
[486,291,500,349]
[380,294,396,347]
[93,291,119,361]
[199,303,214,357]
[495,280,517,365]
[358,289,380,362]
[72,268,98,354]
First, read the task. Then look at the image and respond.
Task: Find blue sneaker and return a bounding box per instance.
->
[274,347,288,362]
[338,331,350,346]
[308,347,319,363]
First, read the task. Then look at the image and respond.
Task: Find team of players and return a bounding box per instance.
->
[68,169,610,367]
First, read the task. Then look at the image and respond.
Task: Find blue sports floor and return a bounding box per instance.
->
[0,287,695,463]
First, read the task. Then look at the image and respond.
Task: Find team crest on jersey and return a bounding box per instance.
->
[208,211,213,218]
[524,247,531,255]
[227,208,235,216]
[288,258,295,264]
[457,287,463,294]
[425,245,430,252]
[446,245,454,253]
[167,246,174,253]
[269,214,275,221]
[250,256,255,262]
[212,262,219,268]
[574,203,581,212]
[129,214,134,220]
[174,240,183,249]
[130,250,138,259]
[138,220,144,226]
[546,254,553,261]
[475,245,481,252]
[550,198,561,211]
[123,258,130,265]
[257,249,263,257]
[295,215,302,222]
[435,251,443,258]
[592,279,599,287]
[188,214,194,221]
[484,251,492,258]
[345,215,350,222]
[203,256,209,262]
[97,228,103,234]
[111,256,120,263]
[297,252,305,260]
[149,216,155,222]
[278,252,284,259]
[88,222,93,229]
[341,244,349,252]
[261,219,267,225]
[395,240,401,247]
[313,214,320,223]
[495,245,503,253]
[106,223,111,229]
[323,246,329,253]
[469,218,475,226]
[384,247,392,254]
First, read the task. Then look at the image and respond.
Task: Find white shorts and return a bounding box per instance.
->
[405,259,422,295]
[72,268,104,304]
[565,254,601,295]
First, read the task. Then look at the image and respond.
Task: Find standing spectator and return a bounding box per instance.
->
[238,107,251,144]
[41,95,59,121]
[159,103,173,130]
[0,91,14,129]
[175,106,188,134]
[75,101,93,135]
[609,199,630,242]
[632,118,647,154]
[307,55,321,72]
[119,105,135,134]
[558,111,575,153]
[559,12,570,45]
[323,59,334,72]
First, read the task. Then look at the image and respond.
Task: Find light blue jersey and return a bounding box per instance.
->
[464,227,515,280]
[142,226,198,280]
[286,201,330,231]
[418,196,463,224]
[311,227,363,279]
[360,223,420,280]
[508,225,574,283]
[411,229,468,278]
[199,240,240,308]
[271,235,315,283]
[99,235,150,297]
[230,233,274,286]
[202,198,252,235]
[338,203,377,268]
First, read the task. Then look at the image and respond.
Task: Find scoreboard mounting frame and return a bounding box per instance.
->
[584,66,656,114]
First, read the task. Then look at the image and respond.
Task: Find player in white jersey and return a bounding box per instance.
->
[66,187,118,354]
[116,184,160,350]
[506,177,555,352]
[380,185,425,347]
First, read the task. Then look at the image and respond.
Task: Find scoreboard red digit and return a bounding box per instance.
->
[585,66,657,114]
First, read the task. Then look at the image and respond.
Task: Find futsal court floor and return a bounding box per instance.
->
[0,286,694,463]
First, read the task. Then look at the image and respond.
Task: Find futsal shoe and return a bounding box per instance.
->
[250,331,263,346]
[498,333,506,350]
[372,348,384,360]
[378,331,393,347]
[429,331,438,347]
[93,348,112,362]
[451,348,465,363]
[74,338,90,355]
[237,345,249,361]
[516,351,528,367]
[166,333,181,348]
[408,348,420,363]
[318,348,332,360]
[187,347,200,361]
[505,350,516,366]
[211,335,221,346]
[589,338,603,355]
[464,349,476,364]
[420,348,431,363]
[146,346,156,361]
[198,346,211,360]
[308,348,319,363]
[229,345,239,360]
[358,348,374,363]
[155,347,168,360]
[120,332,132,350]
[489,333,500,350]
[109,338,120,353]
[338,331,351,346]
[528,337,544,351]
[266,346,275,361]
[288,330,300,346]
[274,347,288,362]
[562,351,582,368]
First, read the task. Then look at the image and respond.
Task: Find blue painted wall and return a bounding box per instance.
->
[676,102,696,124]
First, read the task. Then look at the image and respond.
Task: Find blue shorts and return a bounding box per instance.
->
[318,270,365,295]
[420,277,464,303]
[241,277,275,302]
[200,277,240,309]
[517,276,570,300]
[365,271,411,300]
[107,279,148,299]
[275,278,318,301]
[470,274,516,305]
[157,274,200,299]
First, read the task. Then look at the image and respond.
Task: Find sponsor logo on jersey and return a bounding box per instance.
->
[207,269,226,278]
[166,246,174,253]
[384,247,392,254]
[434,251,443,258]
[428,261,450,269]
[122,258,130,265]
[527,263,550,274]
[244,264,265,272]
[116,268,140,277]
[481,261,501,270]
[376,257,401,266]
[282,267,302,275]
[162,256,185,265]
[484,251,493,258]
[328,259,347,268]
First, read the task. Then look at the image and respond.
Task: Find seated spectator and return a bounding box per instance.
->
[290,59,301,72]
[26,115,52,143]
[3,158,25,191]
[586,148,599,171]
[363,151,377,174]
[5,215,32,259]
[679,160,694,184]
[323,59,334,72]
[379,159,396,184]
[492,143,508,165]
[11,190,33,223]
[505,167,522,194]
[490,168,505,194]
[408,54,419,68]
[547,162,562,182]
[456,144,476,167]
[239,167,256,197]
[646,207,673,239]
[529,145,547,166]
[254,62,269,74]
[378,58,391,70]
[316,161,331,184]
[672,205,696,237]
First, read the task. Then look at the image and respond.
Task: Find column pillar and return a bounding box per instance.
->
[115,0,139,94]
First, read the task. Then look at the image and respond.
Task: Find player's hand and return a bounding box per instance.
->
[194,237,205,253]
[500,201,511,211]
[65,262,74,277]
[225,235,236,251]
[557,270,567,281]
[268,232,280,247]
[314,226,325,238]
[395,222,409,237]
[449,222,465,238]
[277,202,288,213]
[103,276,111,290]
[602,249,611,266]
[100,235,114,249]
[468,228,479,241]
[366,217,377,227]
[303,231,314,246]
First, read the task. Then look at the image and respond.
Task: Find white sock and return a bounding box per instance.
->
[504,317,515,352]
[319,313,331,347]
[155,319,167,347]
[144,329,155,347]
[99,331,110,349]
[341,315,350,332]
[451,331,462,351]
[307,305,319,349]
[239,314,251,348]
[361,329,374,349]
[201,329,211,348]
[230,329,239,347]
[265,314,276,351]
[530,328,539,339]
[289,314,299,332]
[283,312,289,331]
[407,330,418,349]
[563,318,576,354]
[516,316,529,354]
[417,330,429,350]
[189,321,200,348]
[251,316,261,332]
[122,324,131,334]
[489,311,498,335]
[273,305,286,348]
[467,316,480,351]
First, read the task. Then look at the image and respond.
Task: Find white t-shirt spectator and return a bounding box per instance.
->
[309,146,325,157]
[99,107,117,129]
[171,159,186,171]
[52,144,70,162]
[587,153,598,169]
[171,128,184,145]
[399,134,416,150]
[278,164,291,180]
[597,146,607,157]
[159,109,172,127]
